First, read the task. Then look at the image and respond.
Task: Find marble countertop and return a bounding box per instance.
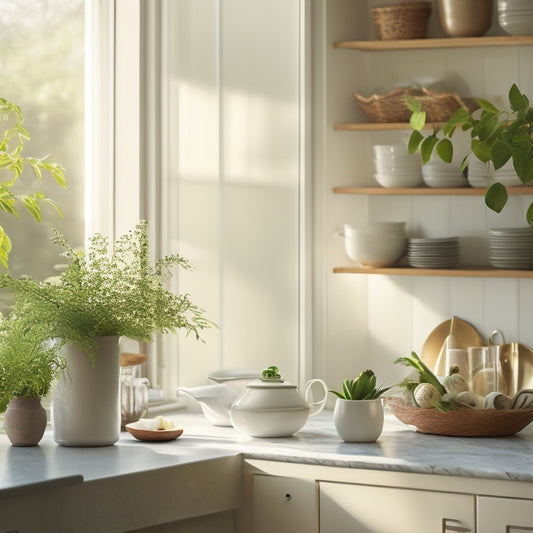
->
[2,408,533,497]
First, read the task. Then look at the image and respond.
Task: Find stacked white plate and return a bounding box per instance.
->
[497,0,533,36]
[489,227,533,269]
[408,237,460,268]
[422,159,469,188]
[467,156,524,188]
[373,144,423,188]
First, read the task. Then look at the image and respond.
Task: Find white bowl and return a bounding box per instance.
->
[343,233,407,267]
[374,173,424,188]
[344,222,406,236]
[373,144,414,157]
[498,14,533,35]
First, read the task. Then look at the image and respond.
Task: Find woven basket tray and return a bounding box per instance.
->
[385,397,533,437]
[372,2,432,40]
[354,88,479,124]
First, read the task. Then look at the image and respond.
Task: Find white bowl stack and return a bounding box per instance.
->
[422,159,469,188]
[489,227,533,269]
[497,0,533,36]
[342,222,407,267]
[467,156,524,188]
[373,145,423,188]
[407,237,460,268]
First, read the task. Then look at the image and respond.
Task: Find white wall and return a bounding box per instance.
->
[156,0,303,392]
[312,0,533,393]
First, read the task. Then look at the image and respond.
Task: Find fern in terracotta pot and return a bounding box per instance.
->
[0,311,66,446]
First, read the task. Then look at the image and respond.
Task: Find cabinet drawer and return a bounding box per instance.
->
[253,475,317,533]
[319,481,474,533]
[478,495,533,532]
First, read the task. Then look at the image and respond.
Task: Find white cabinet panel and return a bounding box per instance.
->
[253,475,317,533]
[478,496,533,532]
[0,496,41,533]
[320,481,474,533]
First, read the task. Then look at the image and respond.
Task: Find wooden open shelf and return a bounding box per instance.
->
[334,36,533,52]
[333,265,533,278]
[335,123,427,131]
[333,186,533,196]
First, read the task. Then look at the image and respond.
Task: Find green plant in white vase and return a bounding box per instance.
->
[407,84,533,223]
[0,312,66,446]
[0,98,66,266]
[331,369,390,443]
[0,219,214,446]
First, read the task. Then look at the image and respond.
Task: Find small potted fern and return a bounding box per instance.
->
[0,220,213,446]
[0,311,66,446]
[330,369,390,442]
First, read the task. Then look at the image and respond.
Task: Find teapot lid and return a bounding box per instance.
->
[246,365,296,389]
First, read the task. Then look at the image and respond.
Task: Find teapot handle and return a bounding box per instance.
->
[304,379,328,417]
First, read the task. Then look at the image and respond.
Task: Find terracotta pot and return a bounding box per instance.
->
[4,397,47,446]
[52,335,121,446]
[333,398,384,442]
[438,0,494,37]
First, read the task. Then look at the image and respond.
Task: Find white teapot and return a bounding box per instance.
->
[230,366,328,437]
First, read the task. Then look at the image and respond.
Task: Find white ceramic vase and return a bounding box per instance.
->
[52,335,121,446]
[333,398,384,443]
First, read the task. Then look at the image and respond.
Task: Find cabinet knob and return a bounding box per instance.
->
[443,518,471,532]
[284,493,292,502]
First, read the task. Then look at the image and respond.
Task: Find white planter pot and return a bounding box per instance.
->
[333,398,384,443]
[52,335,121,446]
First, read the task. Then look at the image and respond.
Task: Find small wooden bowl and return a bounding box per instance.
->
[385,397,533,437]
[125,422,183,442]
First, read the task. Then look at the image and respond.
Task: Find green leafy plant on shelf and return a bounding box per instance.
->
[0,98,66,266]
[0,311,67,413]
[0,219,215,361]
[330,369,390,400]
[407,84,533,224]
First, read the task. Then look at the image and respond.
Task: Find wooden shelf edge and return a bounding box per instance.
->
[333,266,533,279]
[334,123,438,131]
[332,186,533,196]
[334,36,533,51]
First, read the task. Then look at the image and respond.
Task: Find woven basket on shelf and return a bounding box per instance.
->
[372,2,432,40]
[354,87,479,124]
[385,397,533,437]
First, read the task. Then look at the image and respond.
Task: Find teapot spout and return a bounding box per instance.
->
[178,384,238,427]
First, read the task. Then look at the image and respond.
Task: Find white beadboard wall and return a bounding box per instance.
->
[312,0,533,392]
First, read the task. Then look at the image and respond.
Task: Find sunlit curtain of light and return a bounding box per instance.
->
[0,0,85,281]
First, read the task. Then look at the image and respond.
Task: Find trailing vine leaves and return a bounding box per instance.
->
[406,85,533,224]
[0,98,66,266]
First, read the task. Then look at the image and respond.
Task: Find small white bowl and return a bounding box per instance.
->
[374,173,424,188]
[343,233,407,267]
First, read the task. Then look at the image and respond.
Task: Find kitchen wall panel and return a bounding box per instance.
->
[313,0,533,392]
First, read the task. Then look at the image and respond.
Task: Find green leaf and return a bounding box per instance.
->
[436,138,453,163]
[476,98,500,114]
[527,202,533,225]
[471,140,492,162]
[491,140,512,170]
[409,110,426,131]
[405,96,422,113]
[485,182,508,213]
[509,83,529,112]
[408,130,424,154]
[420,135,439,164]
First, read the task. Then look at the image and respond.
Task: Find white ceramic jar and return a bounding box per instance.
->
[333,398,384,443]
[230,378,328,437]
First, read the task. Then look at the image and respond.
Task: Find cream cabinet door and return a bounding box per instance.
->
[478,496,533,532]
[253,475,318,533]
[320,481,474,533]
